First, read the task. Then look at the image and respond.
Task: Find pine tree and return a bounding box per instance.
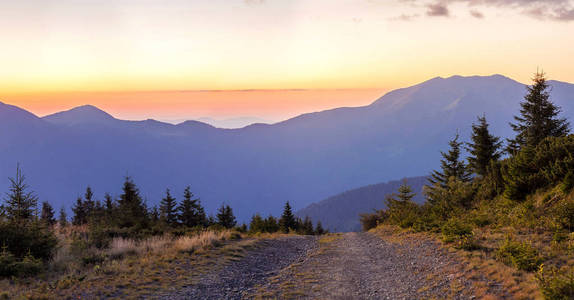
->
[279,201,297,233]
[466,115,502,177]
[216,204,236,228]
[426,133,471,202]
[150,206,160,223]
[264,215,280,233]
[508,71,570,153]
[4,165,38,223]
[178,186,207,227]
[314,221,325,235]
[40,201,56,226]
[84,186,95,218]
[72,197,87,225]
[249,213,265,233]
[159,189,178,226]
[117,177,148,229]
[59,207,68,228]
[429,133,471,187]
[104,193,115,221]
[301,216,314,235]
[386,180,419,228]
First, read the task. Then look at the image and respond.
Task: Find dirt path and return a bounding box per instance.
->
[164,235,317,300]
[253,232,498,299]
[163,231,505,299]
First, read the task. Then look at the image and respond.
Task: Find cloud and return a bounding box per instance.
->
[411,0,574,21]
[390,13,421,21]
[426,2,450,16]
[469,9,484,18]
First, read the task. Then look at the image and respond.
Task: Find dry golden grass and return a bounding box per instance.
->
[0,228,249,299]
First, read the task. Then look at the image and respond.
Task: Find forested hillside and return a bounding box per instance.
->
[297,176,426,232]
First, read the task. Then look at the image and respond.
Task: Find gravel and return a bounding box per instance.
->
[164,235,318,300]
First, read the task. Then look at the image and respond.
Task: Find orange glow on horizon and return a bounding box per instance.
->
[2,89,388,122]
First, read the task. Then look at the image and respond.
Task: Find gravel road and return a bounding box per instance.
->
[164,235,317,300]
[164,232,505,299]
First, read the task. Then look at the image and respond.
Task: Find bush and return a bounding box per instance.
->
[0,222,58,261]
[536,265,574,300]
[0,250,43,277]
[441,217,478,250]
[496,238,542,271]
[504,136,574,200]
[359,210,386,231]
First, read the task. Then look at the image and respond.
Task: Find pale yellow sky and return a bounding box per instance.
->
[0,0,573,120]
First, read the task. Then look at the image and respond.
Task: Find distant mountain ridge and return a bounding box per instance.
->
[296,176,427,232]
[1,74,573,221]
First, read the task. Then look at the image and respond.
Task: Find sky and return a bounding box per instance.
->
[1,0,573,125]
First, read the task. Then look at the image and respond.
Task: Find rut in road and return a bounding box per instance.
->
[253,232,503,299]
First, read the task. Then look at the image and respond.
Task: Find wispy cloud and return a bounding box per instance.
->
[398,0,574,21]
[427,2,450,16]
[469,9,484,18]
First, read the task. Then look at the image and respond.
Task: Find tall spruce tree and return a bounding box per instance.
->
[4,165,38,223]
[117,177,148,229]
[160,189,178,226]
[507,71,570,153]
[178,186,207,227]
[466,115,502,177]
[40,201,56,226]
[59,207,68,227]
[279,201,297,233]
[314,221,325,235]
[72,197,87,225]
[216,204,236,228]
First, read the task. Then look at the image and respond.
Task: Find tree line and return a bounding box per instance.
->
[361,71,573,233]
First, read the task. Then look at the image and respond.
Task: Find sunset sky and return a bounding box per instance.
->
[1,0,573,124]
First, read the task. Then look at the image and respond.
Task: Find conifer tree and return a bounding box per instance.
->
[40,201,56,226]
[428,133,471,187]
[279,201,297,233]
[104,193,115,221]
[386,180,419,228]
[150,206,160,223]
[159,189,178,226]
[4,165,38,223]
[264,215,280,233]
[178,186,207,227]
[466,115,502,177]
[301,216,315,235]
[314,221,325,235]
[59,207,68,228]
[117,177,148,229]
[84,186,95,217]
[216,204,236,228]
[249,213,265,233]
[507,71,570,153]
[426,134,471,203]
[72,197,87,225]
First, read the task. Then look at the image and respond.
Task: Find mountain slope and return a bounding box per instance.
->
[1,75,573,221]
[296,176,427,232]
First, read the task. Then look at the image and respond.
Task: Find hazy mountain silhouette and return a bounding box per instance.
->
[296,176,427,232]
[1,75,573,221]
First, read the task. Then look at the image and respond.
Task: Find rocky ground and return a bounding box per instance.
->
[164,231,507,299]
[164,235,318,300]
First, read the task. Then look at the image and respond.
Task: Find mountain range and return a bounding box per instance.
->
[1,74,573,222]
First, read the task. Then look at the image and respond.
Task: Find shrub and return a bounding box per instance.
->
[441,217,478,250]
[0,222,58,261]
[536,265,574,300]
[359,210,386,231]
[496,238,542,271]
[0,249,43,277]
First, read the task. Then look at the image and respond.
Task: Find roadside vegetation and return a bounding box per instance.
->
[0,165,323,298]
[361,71,574,299]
